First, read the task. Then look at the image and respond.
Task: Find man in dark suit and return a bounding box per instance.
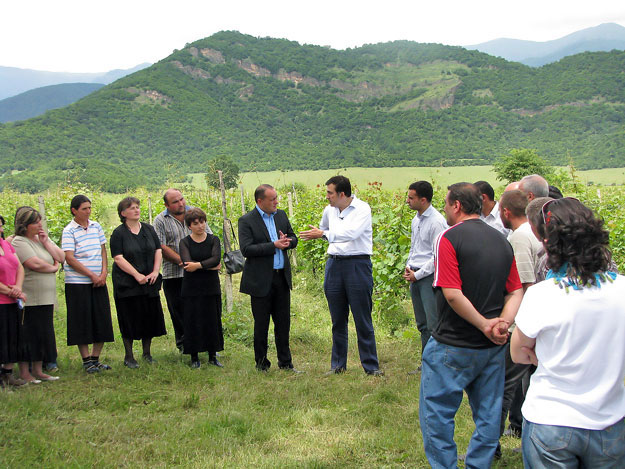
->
[239,184,300,372]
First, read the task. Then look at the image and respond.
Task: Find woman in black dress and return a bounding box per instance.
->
[179,208,223,369]
[110,197,166,368]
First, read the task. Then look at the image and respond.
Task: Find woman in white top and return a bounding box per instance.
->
[511,198,625,468]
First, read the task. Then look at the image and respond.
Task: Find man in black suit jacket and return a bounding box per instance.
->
[239,184,299,372]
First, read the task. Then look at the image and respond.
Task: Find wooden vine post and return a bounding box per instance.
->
[218,170,234,313]
[37,196,48,232]
[287,192,297,268]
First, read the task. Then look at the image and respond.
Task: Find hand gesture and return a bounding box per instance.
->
[37,229,49,244]
[145,271,159,285]
[274,231,291,249]
[134,273,148,285]
[299,225,323,240]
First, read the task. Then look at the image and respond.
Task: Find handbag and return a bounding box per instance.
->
[222,219,245,274]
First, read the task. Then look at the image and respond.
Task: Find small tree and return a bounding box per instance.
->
[206,155,240,190]
[493,148,554,183]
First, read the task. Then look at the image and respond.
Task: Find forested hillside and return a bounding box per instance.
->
[1,31,624,192]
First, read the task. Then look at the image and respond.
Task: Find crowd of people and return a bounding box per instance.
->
[1,176,624,468]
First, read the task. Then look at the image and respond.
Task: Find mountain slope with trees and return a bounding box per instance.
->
[1,31,624,192]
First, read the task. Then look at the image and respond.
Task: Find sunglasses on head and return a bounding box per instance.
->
[541,197,579,225]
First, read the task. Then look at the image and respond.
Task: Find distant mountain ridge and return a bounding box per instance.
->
[467,23,625,66]
[0,83,105,123]
[0,63,151,100]
[1,31,624,192]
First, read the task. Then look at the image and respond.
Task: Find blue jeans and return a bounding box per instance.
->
[409,273,438,353]
[522,418,625,468]
[419,338,505,469]
[324,257,379,372]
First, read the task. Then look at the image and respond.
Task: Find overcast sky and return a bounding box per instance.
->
[2,0,624,73]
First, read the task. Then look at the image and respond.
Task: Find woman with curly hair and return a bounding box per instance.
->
[511,198,625,468]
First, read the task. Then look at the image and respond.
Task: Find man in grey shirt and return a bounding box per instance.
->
[153,188,212,351]
[403,181,447,371]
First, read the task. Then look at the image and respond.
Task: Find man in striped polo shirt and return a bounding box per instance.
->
[62,195,114,373]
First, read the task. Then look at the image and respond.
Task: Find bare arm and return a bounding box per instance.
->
[161,244,182,266]
[23,256,60,273]
[144,249,162,285]
[510,326,538,366]
[37,231,65,263]
[65,250,99,283]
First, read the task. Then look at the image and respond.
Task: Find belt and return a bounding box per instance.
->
[409,266,421,272]
[328,254,370,260]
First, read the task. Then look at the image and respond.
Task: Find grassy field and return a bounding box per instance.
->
[190,166,625,192]
[1,271,524,468]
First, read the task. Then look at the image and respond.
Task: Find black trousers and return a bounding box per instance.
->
[250,270,292,370]
[163,278,185,348]
[500,342,532,437]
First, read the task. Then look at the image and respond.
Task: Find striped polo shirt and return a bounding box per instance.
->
[62,219,106,284]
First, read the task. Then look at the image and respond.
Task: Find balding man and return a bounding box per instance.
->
[519,174,549,201]
[153,189,212,351]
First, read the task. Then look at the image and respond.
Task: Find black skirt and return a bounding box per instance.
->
[114,294,166,340]
[0,303,20,363]
[19,304,57,362]
[65,284,114,346]
[182,294,224,355]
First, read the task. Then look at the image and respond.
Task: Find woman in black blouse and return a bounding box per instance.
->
[110,197,166,368]
[179,208,223,368]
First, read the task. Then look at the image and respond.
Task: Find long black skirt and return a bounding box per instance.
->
[182,294,224,355]
[0,303,20,363]
[114,294,166,340]
[19,304,56,362]
[66,284,115,345]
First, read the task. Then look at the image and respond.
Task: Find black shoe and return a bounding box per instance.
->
[365,369,384,377]
[256,366,269,372]
[324,367,346,376]
[208,357,224,368]
[191,360,201,369]
[495,443,502,460]
[124,359,139,369]
[504,426,522,438]
[142,354,156,364]
[83,361,101,374]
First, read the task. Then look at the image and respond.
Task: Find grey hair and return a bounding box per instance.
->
[520,174,549,198]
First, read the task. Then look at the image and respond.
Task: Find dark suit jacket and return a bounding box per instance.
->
[238,208,298,297]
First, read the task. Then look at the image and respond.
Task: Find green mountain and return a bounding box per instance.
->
[0,83,104,123]
[1,31,624,192]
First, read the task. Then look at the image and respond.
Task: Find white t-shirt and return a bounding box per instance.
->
[508,222,543,284]
[515,274,625,430]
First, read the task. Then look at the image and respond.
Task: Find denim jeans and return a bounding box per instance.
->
[522,418,625,468]
[409,273,438,353]
[419,338,505,469]
[324,257,379,372]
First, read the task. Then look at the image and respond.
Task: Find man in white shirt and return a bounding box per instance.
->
[475,180,510,236]
[300,176,382,376]
[403,181,447,370]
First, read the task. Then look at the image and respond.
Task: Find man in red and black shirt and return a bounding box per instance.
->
[419,182,523,469]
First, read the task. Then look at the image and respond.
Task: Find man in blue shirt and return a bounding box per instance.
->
[239,185,299,372]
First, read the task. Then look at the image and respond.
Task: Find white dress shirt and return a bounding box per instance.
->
[406,204,448,281]
[320,196,372,256]
[480,201,511,237]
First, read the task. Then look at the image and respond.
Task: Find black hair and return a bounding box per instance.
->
[325,175,351,197]
[70,195,91,214]
[548,185,563,199]
[184,207,207,227]
[254,184,274,203]
[408,181,434,202]
[543,198,611,285]
[473,180,495,201]
[447,183,482,216]
[0,215,5,239]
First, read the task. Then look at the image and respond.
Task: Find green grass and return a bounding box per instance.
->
[1,273,524,468]
[190,166,625,193]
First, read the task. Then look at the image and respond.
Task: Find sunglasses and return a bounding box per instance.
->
[541,197,580,225]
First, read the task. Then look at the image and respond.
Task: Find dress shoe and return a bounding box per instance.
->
[124,359,139,369]
[190,360,201,369]
[24,378,42,384]
[324,367,346,376]
[208,357,224,368]
[280,366,304,374]
[365,369,385,377]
